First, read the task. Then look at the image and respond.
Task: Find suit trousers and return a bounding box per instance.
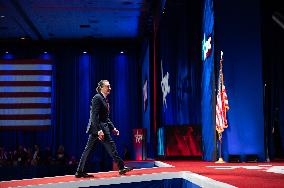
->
[77,133,125,173]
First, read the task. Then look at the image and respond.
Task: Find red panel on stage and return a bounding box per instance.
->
[165,126,202,157]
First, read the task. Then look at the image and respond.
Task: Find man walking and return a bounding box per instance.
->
[75,80,133,178]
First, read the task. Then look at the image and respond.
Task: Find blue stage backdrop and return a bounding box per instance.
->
[157,0,201,127]
[53,45,140,162]
[201,0,216,161]
[141,42,151,158]
[215,0,265,161]
[156,0,202,157]
[0,43,140,166]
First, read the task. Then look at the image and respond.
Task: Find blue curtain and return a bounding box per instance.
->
[56,46,139,160]
[0,44,139,165]
[157,0,202,127]
[141,41,152,157]
[201,0,215,161]
[155,0,202,158]
[215,0,265,161]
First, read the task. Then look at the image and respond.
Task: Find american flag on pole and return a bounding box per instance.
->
[0,59,52,128]
[216,52,229,135]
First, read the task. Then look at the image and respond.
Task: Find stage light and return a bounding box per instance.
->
[83,51,87,54]
[44,51,47,54]
[0,15,5,18]
[3,51,14,60]
[120,51,124,54]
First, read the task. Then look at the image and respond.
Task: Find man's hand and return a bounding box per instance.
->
[112,128,119,136]
[98,130,104,140]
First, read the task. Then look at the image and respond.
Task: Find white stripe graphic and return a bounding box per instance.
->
[155,161,175,167]
[0,86,51,92]
[18,171,235,188]
[0,108,51,115]
[0,64,52,70]
[0,98,51,103]
[0,75,51,81]
[0,120,51,126]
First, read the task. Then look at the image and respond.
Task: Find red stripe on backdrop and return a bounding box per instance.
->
[0,59,52,64]
[0,114,51,120]
[0,70,52,75]
[0,92,51,97]
[0,103,51,109]
[0,81,51,86]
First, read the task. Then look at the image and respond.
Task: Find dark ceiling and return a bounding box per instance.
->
[1,0,283,42]
[0,0,151,40]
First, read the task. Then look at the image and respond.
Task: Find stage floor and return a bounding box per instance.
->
[1,160,284,188]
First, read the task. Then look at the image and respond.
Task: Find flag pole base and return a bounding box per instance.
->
[215,157,225,163]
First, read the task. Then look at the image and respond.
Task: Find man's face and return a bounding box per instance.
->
[101,81,111,96]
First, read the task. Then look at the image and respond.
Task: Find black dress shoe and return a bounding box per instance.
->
[119,167,134,175]
[75,172,94,178]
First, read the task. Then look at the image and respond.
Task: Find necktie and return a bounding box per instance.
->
[106,98,110,112]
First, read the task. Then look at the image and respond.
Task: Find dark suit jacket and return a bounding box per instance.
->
[86,92,115,135]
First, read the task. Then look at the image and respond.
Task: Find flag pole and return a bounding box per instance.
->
[216,51,225,163]
[216,132,225,163]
